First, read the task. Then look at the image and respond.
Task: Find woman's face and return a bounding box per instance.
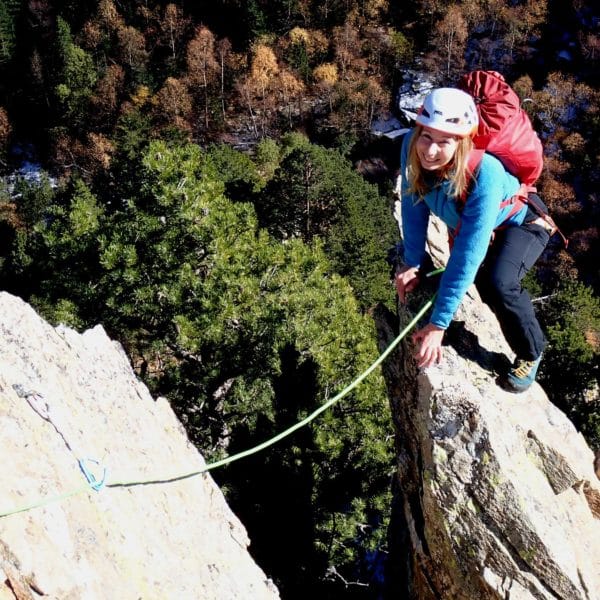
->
[416,127,459,171]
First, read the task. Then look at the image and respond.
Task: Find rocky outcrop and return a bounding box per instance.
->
[380,217,600,599]
[0,292,279,600]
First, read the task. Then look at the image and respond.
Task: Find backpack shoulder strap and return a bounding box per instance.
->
[459,149,485,203]
[467,149,485,175]
[450,149,485,246]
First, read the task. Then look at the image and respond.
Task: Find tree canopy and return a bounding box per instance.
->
[1,140,395,596]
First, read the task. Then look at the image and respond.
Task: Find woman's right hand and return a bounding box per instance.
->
[395,265,420,303]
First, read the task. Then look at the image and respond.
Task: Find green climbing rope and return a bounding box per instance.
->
[0,294,434,517]
[108,295,434,487]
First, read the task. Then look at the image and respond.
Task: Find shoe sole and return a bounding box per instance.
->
[496,375,532,394]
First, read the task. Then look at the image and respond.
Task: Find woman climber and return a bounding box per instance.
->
[395,87,551,392]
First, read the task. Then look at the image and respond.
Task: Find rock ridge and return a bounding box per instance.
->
[379,217,600,599]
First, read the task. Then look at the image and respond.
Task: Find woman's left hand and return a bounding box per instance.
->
[412,323,445,368]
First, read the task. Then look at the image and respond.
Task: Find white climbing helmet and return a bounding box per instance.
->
[415,88,479,138]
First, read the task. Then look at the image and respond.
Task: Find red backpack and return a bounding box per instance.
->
[459,70,544,186]
[457,70,566,245]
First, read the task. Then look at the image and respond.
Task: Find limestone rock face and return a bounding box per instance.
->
[0,292,279,600]
[381,217,600,599]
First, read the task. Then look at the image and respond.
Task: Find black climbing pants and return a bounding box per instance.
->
[475,210,550,361]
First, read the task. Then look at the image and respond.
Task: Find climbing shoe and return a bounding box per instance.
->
[499,354,543,393]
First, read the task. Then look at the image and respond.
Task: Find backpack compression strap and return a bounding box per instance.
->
[452,150,568,248]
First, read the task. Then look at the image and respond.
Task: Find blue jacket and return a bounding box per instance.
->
[400,129,526,329]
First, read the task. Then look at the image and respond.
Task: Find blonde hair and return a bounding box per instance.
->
[406,125,474,199]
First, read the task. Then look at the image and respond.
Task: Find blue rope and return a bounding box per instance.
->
[78,458,108,492]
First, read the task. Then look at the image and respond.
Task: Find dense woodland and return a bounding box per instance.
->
[0,0,598,597]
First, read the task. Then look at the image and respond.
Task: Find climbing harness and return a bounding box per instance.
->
[1,289,437,518]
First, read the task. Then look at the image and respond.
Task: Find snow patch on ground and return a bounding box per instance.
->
[371,70,436,139]
[3,144,57,196]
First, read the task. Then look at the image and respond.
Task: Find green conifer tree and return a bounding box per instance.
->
[53,17,97,127]
[0,0,20,66]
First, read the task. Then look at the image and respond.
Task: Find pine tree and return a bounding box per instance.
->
[0,0,20,66]
[53,17,98,127]
[255,141,396,308]
[539,280,600,449]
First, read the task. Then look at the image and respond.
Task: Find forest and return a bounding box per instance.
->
[0,0,598,598]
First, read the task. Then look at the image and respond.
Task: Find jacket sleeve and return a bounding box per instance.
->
[429,158,504,329]
[401,195,430,268]
[400,132,430,268]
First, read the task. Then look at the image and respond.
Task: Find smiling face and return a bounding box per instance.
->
[415,126,460,171]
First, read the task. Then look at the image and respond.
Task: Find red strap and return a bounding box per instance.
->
[467,149,485,174]
[453,154,567,248]
[452,149,495,244]
[462,150,485,202]
[498,183,530,221]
